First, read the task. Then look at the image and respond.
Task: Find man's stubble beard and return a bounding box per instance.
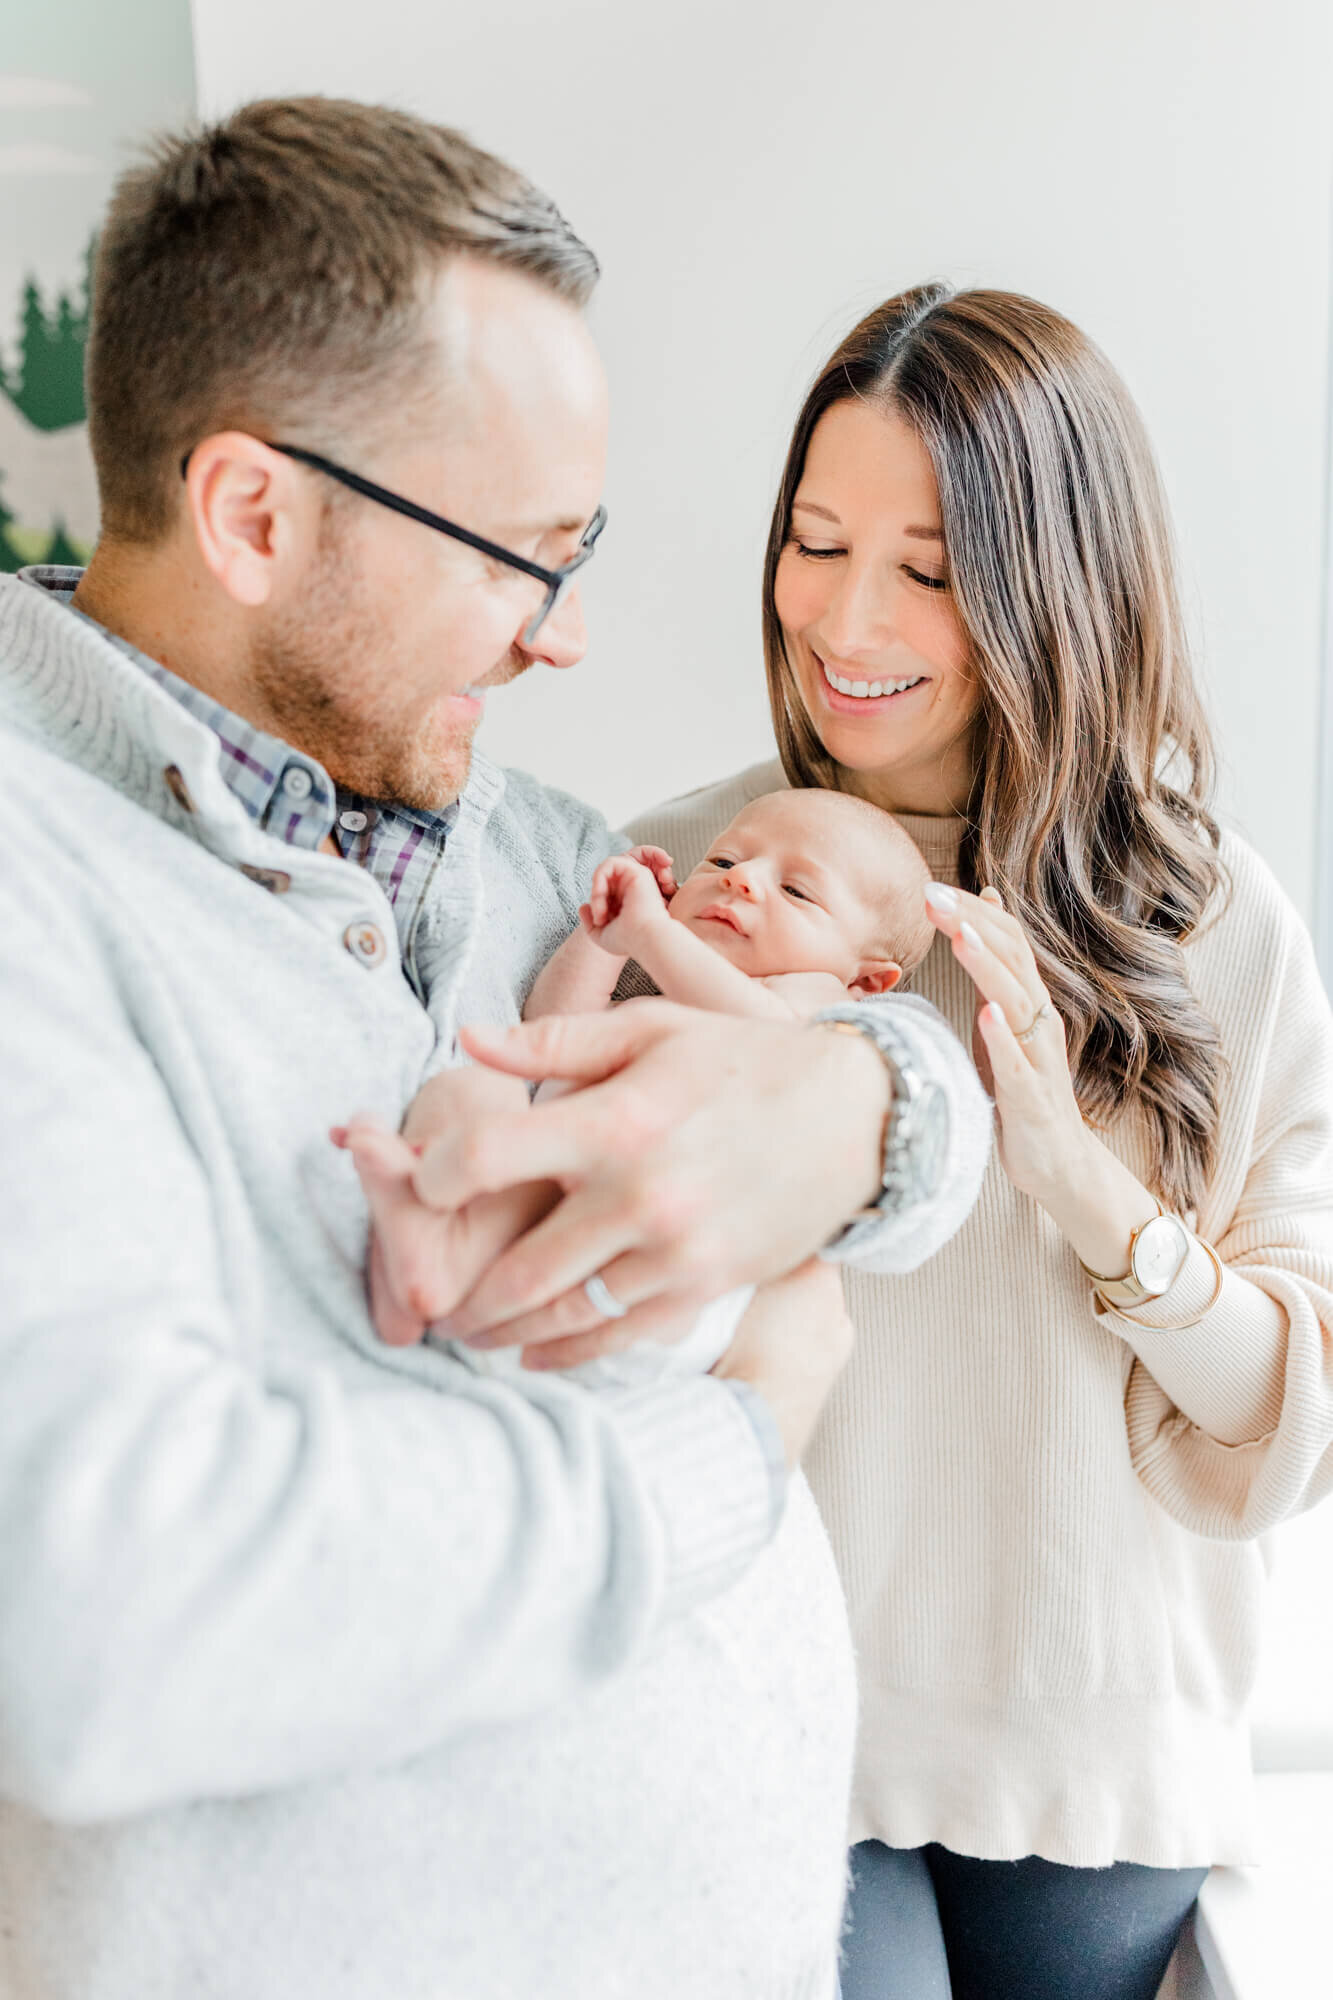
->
[250,530,512,810]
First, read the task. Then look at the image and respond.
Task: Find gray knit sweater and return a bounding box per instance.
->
[0,574,987,1999]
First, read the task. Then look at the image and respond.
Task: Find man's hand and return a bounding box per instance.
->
[334,1066,561,1344]
[419,1001,891,1365]
[581,849,675,959]
[712,1260,854,1469]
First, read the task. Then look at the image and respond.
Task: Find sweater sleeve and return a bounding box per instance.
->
[0,873,775,1825]
[1117,910,1333,1538]
[819,994,993,1276]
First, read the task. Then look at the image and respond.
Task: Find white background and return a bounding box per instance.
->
[193,0,1332,910]
[190,0,1333,1763]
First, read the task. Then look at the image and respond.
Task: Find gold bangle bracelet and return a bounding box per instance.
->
[1098,1236,1226,1332]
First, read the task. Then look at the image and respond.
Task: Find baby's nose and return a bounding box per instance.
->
[729,868,759,900]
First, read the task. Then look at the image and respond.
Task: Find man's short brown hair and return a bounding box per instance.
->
[86,97,600,543]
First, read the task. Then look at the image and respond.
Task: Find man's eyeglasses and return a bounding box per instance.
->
[180,442,607,646]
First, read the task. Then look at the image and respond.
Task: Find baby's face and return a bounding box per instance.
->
[668,794,894,985]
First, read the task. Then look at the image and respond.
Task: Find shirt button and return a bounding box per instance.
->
[343,920,388,969]
[339,809,369,833]
[281,765,315,802]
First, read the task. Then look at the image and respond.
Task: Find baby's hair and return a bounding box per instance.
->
[823,796,934,973]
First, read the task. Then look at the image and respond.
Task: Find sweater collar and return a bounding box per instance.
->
[0,566,504,859]
[889,808,966,887]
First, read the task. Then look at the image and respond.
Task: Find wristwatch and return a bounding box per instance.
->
[1080,1208,1190,1308]
[816,1006,951,1236]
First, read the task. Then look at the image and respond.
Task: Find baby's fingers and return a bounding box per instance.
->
[634,846,677,898]
[368,1232,429,1347]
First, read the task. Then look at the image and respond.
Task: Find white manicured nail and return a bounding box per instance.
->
[959,921,983,950]
[925,882,958,913]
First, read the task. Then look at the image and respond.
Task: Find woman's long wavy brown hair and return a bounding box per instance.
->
[763,284,1225,1211]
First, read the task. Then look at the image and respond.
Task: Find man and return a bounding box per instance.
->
[0,100,988,1998]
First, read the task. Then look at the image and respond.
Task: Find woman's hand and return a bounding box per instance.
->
[923,881,1159,1274]
[923,881,1087,1204]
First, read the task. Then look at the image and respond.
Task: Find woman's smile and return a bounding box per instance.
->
[816,653,929,710]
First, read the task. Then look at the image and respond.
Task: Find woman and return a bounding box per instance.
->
[630,285,1333,1999]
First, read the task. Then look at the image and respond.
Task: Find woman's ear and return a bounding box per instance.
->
[849,959,902,997]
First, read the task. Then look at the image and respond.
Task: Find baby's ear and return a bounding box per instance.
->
[849,959,902,996]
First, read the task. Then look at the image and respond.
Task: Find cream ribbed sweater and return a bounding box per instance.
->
[630,759,1333,1870]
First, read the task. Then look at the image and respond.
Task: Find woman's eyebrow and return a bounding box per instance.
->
[791,499,943,541]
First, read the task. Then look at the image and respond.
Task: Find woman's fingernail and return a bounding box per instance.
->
[959,921,983,950]
[925,882,959,913]
[986,1002,1007,1029]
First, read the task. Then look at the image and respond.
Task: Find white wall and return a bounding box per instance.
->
[191,0,1333,1759]
[191,0,1332,911]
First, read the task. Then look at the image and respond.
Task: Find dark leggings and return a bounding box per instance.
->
[840,1840,1209,2000]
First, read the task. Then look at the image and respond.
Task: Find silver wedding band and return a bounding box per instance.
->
[1014,1000,1054,1046]
[583,1272,628,1320]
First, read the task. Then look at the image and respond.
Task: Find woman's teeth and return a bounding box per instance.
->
[821,661,924,699]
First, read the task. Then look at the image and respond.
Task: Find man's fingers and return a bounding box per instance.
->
[519,1295,704,1372]
[441,1186,649,1339]
[420,1024,689,1211]
[411,1084,632,1210]
[458,1002,682,1086]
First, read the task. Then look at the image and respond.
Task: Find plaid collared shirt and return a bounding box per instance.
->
[46,570,456,953]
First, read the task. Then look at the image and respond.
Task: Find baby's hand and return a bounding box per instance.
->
[581,847,676,958]
[333,1066,559,1346]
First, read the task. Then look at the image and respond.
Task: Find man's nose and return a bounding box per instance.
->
[521,582,587,672]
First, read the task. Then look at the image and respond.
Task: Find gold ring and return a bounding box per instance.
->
[1014,1001,1054,1045]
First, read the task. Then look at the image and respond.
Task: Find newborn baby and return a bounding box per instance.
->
[341,789,931,1385]
[531,787,934,1024]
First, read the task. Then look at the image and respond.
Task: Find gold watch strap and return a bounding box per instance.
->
[1091,1237,1226,1333]
[1079,1204,1164,1303]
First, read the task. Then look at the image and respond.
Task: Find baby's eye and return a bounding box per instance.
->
[707,856,734,870]
[783,884,811,902]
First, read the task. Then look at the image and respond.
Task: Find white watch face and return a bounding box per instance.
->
[1131,1215,1189,1295]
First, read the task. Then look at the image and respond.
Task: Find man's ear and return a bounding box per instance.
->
[184,432,306,608]
[849,959,902,997]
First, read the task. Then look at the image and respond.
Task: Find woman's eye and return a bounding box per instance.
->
[791,540,844,561]
[905,565,949,592]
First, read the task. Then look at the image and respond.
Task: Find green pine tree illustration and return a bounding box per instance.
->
[12,273,87,431]
[42,518,85,567]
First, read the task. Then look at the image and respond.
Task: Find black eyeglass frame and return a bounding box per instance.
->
[180,441,607,646]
